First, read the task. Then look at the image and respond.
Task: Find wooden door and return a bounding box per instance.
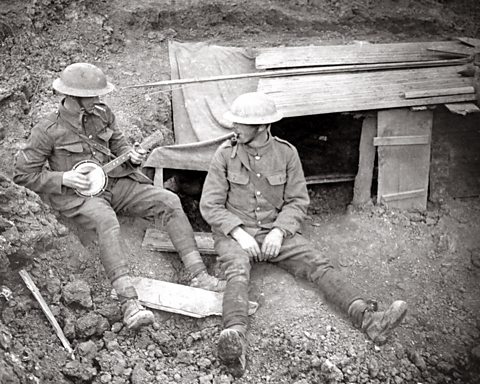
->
[375,108,433,210]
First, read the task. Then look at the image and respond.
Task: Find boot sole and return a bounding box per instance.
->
[372,301,408,345]
[218,329,246,377]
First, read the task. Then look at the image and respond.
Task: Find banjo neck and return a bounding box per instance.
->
[102,151,133,174]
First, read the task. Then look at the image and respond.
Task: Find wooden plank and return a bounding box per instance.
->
[256,41,476,69]
[377,108,433,210]
[404,86,474,99]
[352,114,377,206]
[381,189,426,202]
[258,65,476,117]
[131,277,259,318]
[143,228,215,255]
[445,102,480,115]
[373,135,430,146]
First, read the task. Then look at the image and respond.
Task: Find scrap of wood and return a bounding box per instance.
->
[445,102,480,115]
[404,86,475,99]
[373,135,430,146]
[305,173,356,185]
[143,228,215,254]
[19,270,75,359]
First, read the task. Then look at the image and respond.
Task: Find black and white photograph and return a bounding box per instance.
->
[0,0,479,383]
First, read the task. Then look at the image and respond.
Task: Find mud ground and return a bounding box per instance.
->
[1,0,480,383]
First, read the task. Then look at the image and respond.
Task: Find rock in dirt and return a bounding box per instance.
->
[62,280,93,308]
[0,321,12,350]
[76,312,109,338]
[407,348,427,371]
[131,362,154,384]
[367,358,380,377]
[62,360,97,382]
[321,359,344,383]
[77,340,98,361]
[471,345,480,362]
[470,248,480,268]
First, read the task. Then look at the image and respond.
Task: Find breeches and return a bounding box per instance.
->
[61,177,198,282]
[215,230,363,331]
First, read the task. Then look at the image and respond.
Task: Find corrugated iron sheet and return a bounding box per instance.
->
[256,41,476,69]
[258,65,476,117]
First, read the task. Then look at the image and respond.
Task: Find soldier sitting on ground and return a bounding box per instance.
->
[14,62,225,331]
[200,91,408,377]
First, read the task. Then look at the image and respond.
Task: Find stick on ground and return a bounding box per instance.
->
[19,269,75,359]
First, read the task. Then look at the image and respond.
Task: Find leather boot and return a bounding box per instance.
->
[121,299,155,330]
[190,270,226,292]
[349,299,407,345]
[218,328,247,378]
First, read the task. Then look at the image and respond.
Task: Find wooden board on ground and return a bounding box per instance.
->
[143,228,215,255]
[131,277,259,318]
[376,108,433,210]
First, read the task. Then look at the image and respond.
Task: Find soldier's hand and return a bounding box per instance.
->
[129,144,147,165]
[261,228,284,260]
[62,170,91,190]
[231,227,261,260]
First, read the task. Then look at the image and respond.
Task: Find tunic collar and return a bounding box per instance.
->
[242,132,274,156]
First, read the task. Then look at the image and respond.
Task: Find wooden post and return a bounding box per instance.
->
[352,114,377,207]
[474,54,480,104]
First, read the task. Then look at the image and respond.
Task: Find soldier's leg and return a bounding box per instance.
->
[268,233,407,345]
[110,178,225,291]
[214,234,251,377]
[61,198,154,330]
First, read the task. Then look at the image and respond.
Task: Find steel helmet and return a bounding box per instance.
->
[52,63,115,97]
[224,92,283,125]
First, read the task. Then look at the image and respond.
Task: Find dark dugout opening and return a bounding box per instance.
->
[272,113,364,214]
[166,113,365,230]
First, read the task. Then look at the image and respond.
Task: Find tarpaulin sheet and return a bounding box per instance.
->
[145,41,258,172]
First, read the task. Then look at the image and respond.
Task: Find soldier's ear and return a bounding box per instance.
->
[257,124,268,133]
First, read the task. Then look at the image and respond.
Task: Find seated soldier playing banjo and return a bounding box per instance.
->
[14,62,225,330]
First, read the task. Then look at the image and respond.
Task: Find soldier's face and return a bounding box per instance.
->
[233,123,264,144]
[79,97,100,114]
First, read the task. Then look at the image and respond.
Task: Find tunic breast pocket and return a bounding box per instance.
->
[266,172,287,195]
[267,172,286,186]
[227,171,249,186]
[227,171,250,203]
[97,128,113,147]
[54,143,85,170]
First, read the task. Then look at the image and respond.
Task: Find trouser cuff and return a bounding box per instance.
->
[112,275,138,303]
[181,251,207,277]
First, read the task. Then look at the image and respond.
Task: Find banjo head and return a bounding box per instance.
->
[73,160,107,197]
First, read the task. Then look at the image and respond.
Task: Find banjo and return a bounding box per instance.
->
[72,145,148,197]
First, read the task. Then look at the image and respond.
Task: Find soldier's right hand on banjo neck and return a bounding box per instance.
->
[62,169,92,190]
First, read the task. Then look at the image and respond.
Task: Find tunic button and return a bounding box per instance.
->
[256,207,261,211]
[88,135,93,139]
[257,221,261,225]
[92,152,96,155]
[255,156,261,160]
[256,173,261,178]
[256,191,261,196]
